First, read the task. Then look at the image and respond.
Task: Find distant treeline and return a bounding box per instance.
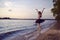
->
[0,17,10,19]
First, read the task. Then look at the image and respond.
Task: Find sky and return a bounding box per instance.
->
[0,0,55,19]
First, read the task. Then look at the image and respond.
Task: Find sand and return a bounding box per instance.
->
[36,22,60,40]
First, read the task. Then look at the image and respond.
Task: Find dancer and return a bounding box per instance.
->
[35,8,45,34]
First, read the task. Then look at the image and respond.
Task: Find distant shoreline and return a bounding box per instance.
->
[0,18,56,20]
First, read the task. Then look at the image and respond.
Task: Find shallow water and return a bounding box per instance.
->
[0,20,56,40]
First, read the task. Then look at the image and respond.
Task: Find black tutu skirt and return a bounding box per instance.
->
[35,19,45,23]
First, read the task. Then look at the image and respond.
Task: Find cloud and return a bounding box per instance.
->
[4,1,13,7]
[0,0,14,8]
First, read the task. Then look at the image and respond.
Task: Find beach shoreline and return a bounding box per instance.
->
[36,22,60,40]
[0,20,56,40]
[2,21,56,40]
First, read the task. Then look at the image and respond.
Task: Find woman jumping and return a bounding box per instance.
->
[35,8,45,34]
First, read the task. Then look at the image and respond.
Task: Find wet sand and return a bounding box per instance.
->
[4,29,38,40]
[36,22,60,40]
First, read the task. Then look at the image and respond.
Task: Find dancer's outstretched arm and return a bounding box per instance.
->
[42,8,45,13]
[35,9,39,12]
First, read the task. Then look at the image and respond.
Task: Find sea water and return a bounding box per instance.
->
[0,20,56,40]
[0,20,35,33]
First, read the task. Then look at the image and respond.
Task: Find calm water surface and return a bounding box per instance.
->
[0,20,55,34]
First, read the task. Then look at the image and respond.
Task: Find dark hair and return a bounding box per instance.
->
[38,11,42,14]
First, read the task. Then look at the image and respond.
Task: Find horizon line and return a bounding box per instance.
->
[0,18,56,20]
